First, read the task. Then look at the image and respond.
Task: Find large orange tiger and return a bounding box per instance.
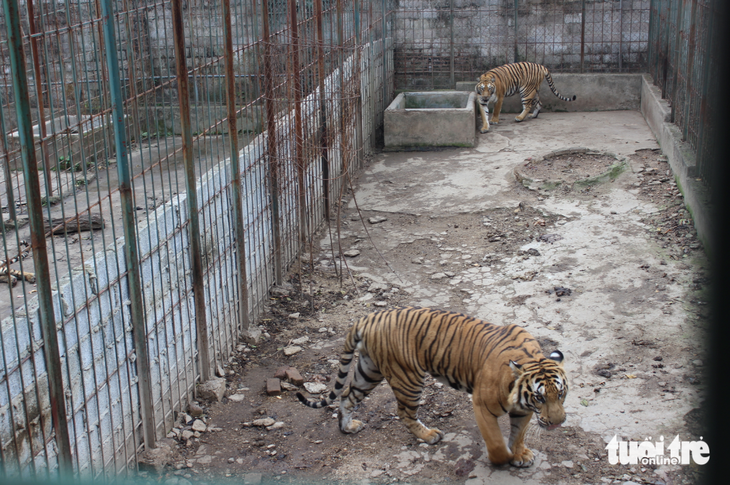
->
[296,306,568,467]
[475,61,576,133]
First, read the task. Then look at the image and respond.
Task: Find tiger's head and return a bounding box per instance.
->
[509,350,568,430]
[475,74,497,99]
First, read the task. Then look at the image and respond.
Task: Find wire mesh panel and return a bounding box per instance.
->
[648,0,715,181]
[393,0,651,90]
[0,0,392,478]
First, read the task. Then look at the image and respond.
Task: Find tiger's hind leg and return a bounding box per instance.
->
[530,96,542,119]
[338,353,383,434]
[389,373,444,444]
[516,92,538,122]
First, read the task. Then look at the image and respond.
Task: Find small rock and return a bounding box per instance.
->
[252,418,276,427]
[181,430,194,440]
[266,378,282,396]
[178,413,193,425]
[692,359,703,367]
[266,421,285,431]
[288,312,300,319]
[274,366,290,379]
[368,216,387,224]
[138,440,174,475]
[291,336,310,345]
[191,419,207,433]
[318,327,329,333]
[562,460,574,468]
[197,455,212,465]
[374,301,387,307]
[303,382,328,394]
[430,273,448,280]
[283,346,302,356]
[228,457,235,463]
[343,249,361,257]
[188,403,204,417]
[198,377,227,403]
[228,393,246,402]
[368,282,389,292]
[216,365,226,377]
[281,381,299,391]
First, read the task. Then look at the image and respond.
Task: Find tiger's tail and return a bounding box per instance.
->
[544,70,576,102]
[295,318,364,408]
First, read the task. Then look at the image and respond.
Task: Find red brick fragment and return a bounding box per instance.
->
[285,367,304,386]
[266,378,282,396]
[274,366,289,379]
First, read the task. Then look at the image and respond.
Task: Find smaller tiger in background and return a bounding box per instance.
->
[475,61,576,133]
[297,306,568,467]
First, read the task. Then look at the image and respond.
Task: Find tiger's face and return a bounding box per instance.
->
[475,74,497,100]
[509,350,568,430]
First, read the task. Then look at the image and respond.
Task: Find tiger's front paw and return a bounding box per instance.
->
[510,448,535,467]
[480,126,490,134]
[422,427,445,444]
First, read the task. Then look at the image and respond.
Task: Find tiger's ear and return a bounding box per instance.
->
[549,350,564,364]
[509,360,524,377]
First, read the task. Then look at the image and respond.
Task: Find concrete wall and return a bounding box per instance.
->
[454,73,642,114]
[640,74,713,255]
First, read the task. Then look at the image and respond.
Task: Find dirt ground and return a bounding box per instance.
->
[143,112,709,485]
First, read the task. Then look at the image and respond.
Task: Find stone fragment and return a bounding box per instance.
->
[288,312,300,319]
[181,430,194,440]
[138,440,174,475]
[266,378,282,396]
[291,336,310,345]
[191,419,207,432]
[198,377,227,402]
[368,216,387,224]
[274,366,290,379]
[430,273,448,280]
[252,418,276,427]
[303,382,328,394]
[343,249,361,257]
[228,393,246,402]
[197,455,212,465]
[188,403,204,417]
[266,421,285,431]
[281,381,298,391]
[283,346,302,356]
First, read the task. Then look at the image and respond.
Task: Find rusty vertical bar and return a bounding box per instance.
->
[99,0,157,449]
[221,0,250,338]
[580,0,586,73]
[289,0,307,246]
[27,0,52,196]
[449,0,454,87]
[513,0,519,62]
[315,0,330,220]
[2,0,73,472]
[618,0,623,71]
[354,0,363,169]
[695,0,714,173]
[382,0,387,109]
[262,0,283,285]
[0,113,17,221]
[682,0,697,142]
[670,0,684,123]
[171,0,211,381]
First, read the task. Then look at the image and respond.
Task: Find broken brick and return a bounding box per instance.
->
[266,378,282,396]
[274,366,290,380]
[285,367,304,386]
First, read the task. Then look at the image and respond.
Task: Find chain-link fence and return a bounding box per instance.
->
[393,0,650,90]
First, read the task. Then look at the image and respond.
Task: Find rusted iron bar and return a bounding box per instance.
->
[0,114,17,221]
[2,0,72,472]
[27,0,52,195]
[580,0,586,73]
[682,0,697,142]
[171,0,211,381]
[99,0,156,449]
[262,0,283,285]
[315,0,330,220]
[670,0,684,123]
[221,0,250,339]
[354,0,364,170]
[289,0,307,246]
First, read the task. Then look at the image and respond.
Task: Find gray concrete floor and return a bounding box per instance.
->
[316,110,707,483]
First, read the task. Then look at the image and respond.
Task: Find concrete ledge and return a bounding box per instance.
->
[640,73,713,255]
[456,73,642,113]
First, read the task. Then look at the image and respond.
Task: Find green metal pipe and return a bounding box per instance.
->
[98,0,156,449]
[2,0,73,473]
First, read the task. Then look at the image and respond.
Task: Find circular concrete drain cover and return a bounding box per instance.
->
[514,147,627,191]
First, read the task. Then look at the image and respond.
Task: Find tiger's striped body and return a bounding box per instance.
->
[296,306,568,467]
[475,61,576,133]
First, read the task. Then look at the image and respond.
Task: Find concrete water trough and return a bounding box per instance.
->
[384,91,476,150]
